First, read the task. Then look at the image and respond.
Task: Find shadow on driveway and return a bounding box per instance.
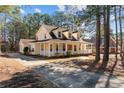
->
[0,70,58,88]
[32,59,105,88]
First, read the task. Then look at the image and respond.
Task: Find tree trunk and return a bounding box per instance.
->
[102,6,110,68]
[119,6,123,63]
[95,5,101,62]
[114,6,118,62]
[3,14,7,41]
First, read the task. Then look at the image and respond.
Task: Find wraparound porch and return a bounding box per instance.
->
[30,40,93,57]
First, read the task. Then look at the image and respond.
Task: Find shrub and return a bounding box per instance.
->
[66,51,72,57]
[1,45,6,53]
[23,47,29,55]
[55,52,62,57]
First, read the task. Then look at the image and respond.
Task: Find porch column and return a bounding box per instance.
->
[84,44,86,53]
[58,42,59,53]
[52,43,54,56]
[65,43,67,53]
[48,43,50,57]
[81,44,83,54]
[43,43,45,56]
[40,43,42,55]
[72,44,74,55]
[78,44,80,54]
[59,43,62,54]
[76,44,78,54]
[79,44,81,54]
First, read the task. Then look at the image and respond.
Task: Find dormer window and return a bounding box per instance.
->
[58,32,61,38]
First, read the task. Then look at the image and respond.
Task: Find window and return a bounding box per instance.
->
[62,43,65,51]
[74,45,77,51]
[86,44,92,49]
[79,44,81,50]
[41,44,44,51]
[44,34,47,39]
[56,44,58,51]
[69,33,72,39]
[50,44,52,51]
[68,45,72,50]
[58,32,61,38]
[31,48,34,52]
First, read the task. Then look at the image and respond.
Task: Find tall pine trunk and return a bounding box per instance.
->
[114,6,118,62]
[119,6,123,63]
[102,6,110,68]
[3,14,7,41]
[95,5,101,62]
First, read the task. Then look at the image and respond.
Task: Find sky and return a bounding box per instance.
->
[20,5,117,34]
[20,5,61,15]
[20,5,87,15]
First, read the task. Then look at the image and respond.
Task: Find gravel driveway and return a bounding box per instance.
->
[0,55,57,88]
[8,53,124,88]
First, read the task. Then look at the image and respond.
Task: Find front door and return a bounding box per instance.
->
[67,44,72,51]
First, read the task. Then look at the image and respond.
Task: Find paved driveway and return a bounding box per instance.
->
[7,53,124,88]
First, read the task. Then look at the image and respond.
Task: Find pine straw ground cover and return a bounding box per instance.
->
[0,55,57,88]
[47,56,124,76]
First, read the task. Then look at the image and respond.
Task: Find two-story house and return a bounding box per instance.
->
[19,24,93,57]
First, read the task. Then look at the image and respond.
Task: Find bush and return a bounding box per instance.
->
[66,51,72,57]
[23,47,29,55]
[1,45,6,53]
[55,52,62,57]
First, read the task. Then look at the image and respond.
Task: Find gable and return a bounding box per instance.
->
[35,24,81,41]
[72,32,79,40]
[52,28,64,38]
[49,31,57,39]
[35,26,52,40]
[62,31,69,39]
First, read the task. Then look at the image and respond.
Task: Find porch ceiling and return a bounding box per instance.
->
[31,39,92,44]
